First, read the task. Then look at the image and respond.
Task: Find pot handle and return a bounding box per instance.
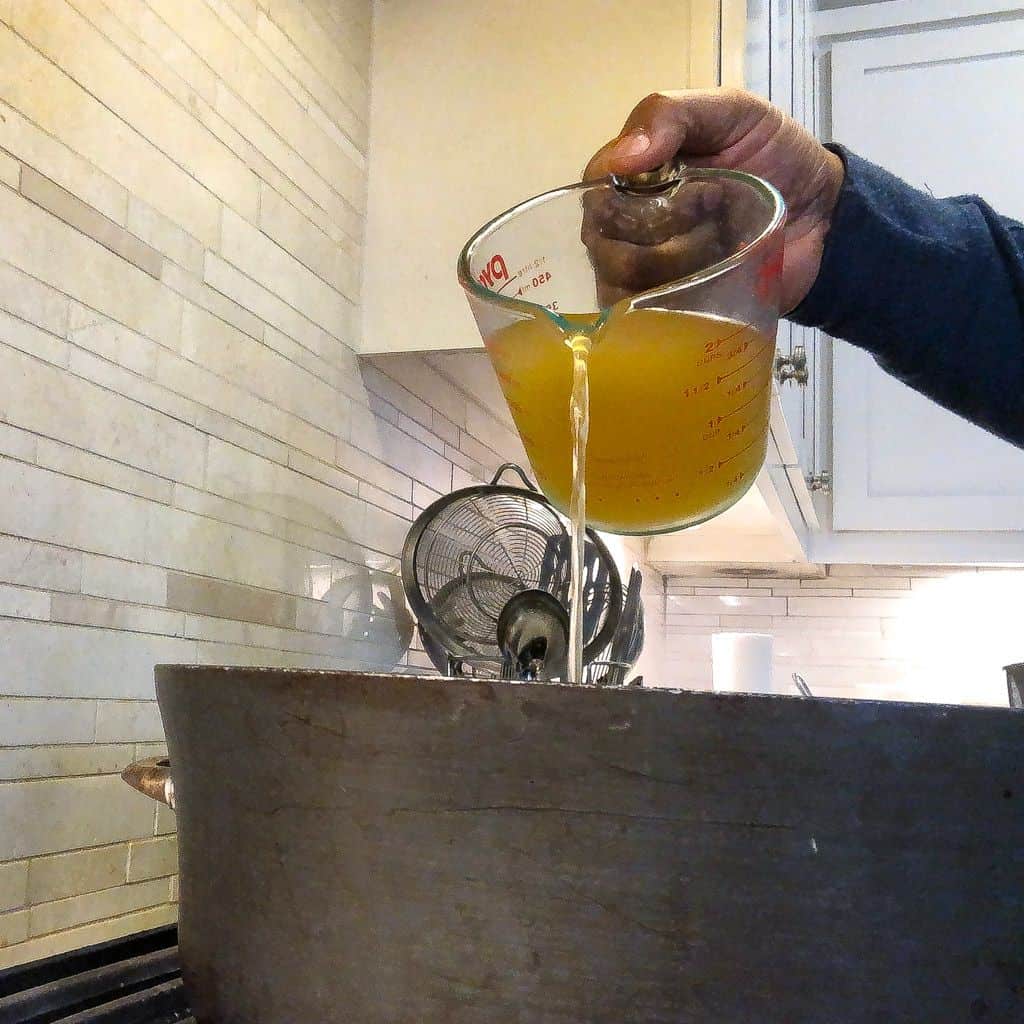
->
[122,756,175,810]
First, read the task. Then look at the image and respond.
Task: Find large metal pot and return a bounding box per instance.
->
[125,666,1024,1022]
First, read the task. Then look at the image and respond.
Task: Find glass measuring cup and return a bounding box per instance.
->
[457,159,786,536]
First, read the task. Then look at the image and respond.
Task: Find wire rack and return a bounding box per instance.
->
[402,465,621,673]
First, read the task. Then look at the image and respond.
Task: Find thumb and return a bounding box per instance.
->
[592,89,771,178]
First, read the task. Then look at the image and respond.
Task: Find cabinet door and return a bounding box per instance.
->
[830,19,1024,530]
[745,0,817,474]
[364,3,710,355]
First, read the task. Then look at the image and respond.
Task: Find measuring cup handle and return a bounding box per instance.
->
[490,463,537,491]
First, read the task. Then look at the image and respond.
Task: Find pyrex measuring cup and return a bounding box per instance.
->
[458,159,786,535]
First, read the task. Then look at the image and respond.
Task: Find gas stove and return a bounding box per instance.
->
[0,925,190,1023]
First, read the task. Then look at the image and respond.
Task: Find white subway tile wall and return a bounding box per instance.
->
[662,565,1023,707]
[0,0,660,968]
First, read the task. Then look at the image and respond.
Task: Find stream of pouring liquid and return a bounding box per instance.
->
[567,333,592,686]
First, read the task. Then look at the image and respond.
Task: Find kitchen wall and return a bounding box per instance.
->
[0,0,663,968]
[364,0,698,354]
[0,0,611,969]
[662,564,1021,706]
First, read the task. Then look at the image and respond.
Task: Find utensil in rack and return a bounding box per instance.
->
[590,568,645,687]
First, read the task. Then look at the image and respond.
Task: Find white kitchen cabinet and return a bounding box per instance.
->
[738,0,825,561]
[364,0,805,371]
[362,0,709,357]
[591,0,819,571]
[362,0,819,568]
[808,0,1024,562]
[744,0,819,481]
[362,0,1024,565]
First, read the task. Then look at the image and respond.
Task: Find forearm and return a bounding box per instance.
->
[790,146,1024,447]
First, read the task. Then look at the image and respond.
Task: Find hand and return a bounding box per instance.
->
[583,89,845,313]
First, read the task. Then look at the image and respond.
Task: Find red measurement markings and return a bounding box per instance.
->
[695,323,757,366]
[717,431,766,468]
[716,341,774,384]
[719,380,771,420]
[702,413,724,441]
[704,321,754,351]
[725,338,754,362]
[755,250,784,303]
[512,269,555,304]
[724,409,771,444]
[516,256,548,276]
[697,338,754,368]
[513,270,552,295]
[681,381,713,400]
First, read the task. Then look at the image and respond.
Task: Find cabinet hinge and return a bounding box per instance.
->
[807,470,831,494]
[774,344,809,386]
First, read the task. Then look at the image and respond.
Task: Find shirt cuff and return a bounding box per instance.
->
[788,143,860,328]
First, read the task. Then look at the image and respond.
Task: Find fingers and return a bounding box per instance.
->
[584,93,689,179]
[584,89,773,180]
[580,173,757,303]
[582,181,724,246]
[580,89,774,306]
[578,87,842,313]
[585,137,631,182]
[583,221,727,295]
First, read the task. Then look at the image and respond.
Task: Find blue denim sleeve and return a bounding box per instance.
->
[789,145,1024,447]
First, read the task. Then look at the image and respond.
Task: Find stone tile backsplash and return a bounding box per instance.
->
[0,0,608,967]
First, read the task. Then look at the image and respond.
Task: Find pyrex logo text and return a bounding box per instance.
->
[478,254,509,290]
